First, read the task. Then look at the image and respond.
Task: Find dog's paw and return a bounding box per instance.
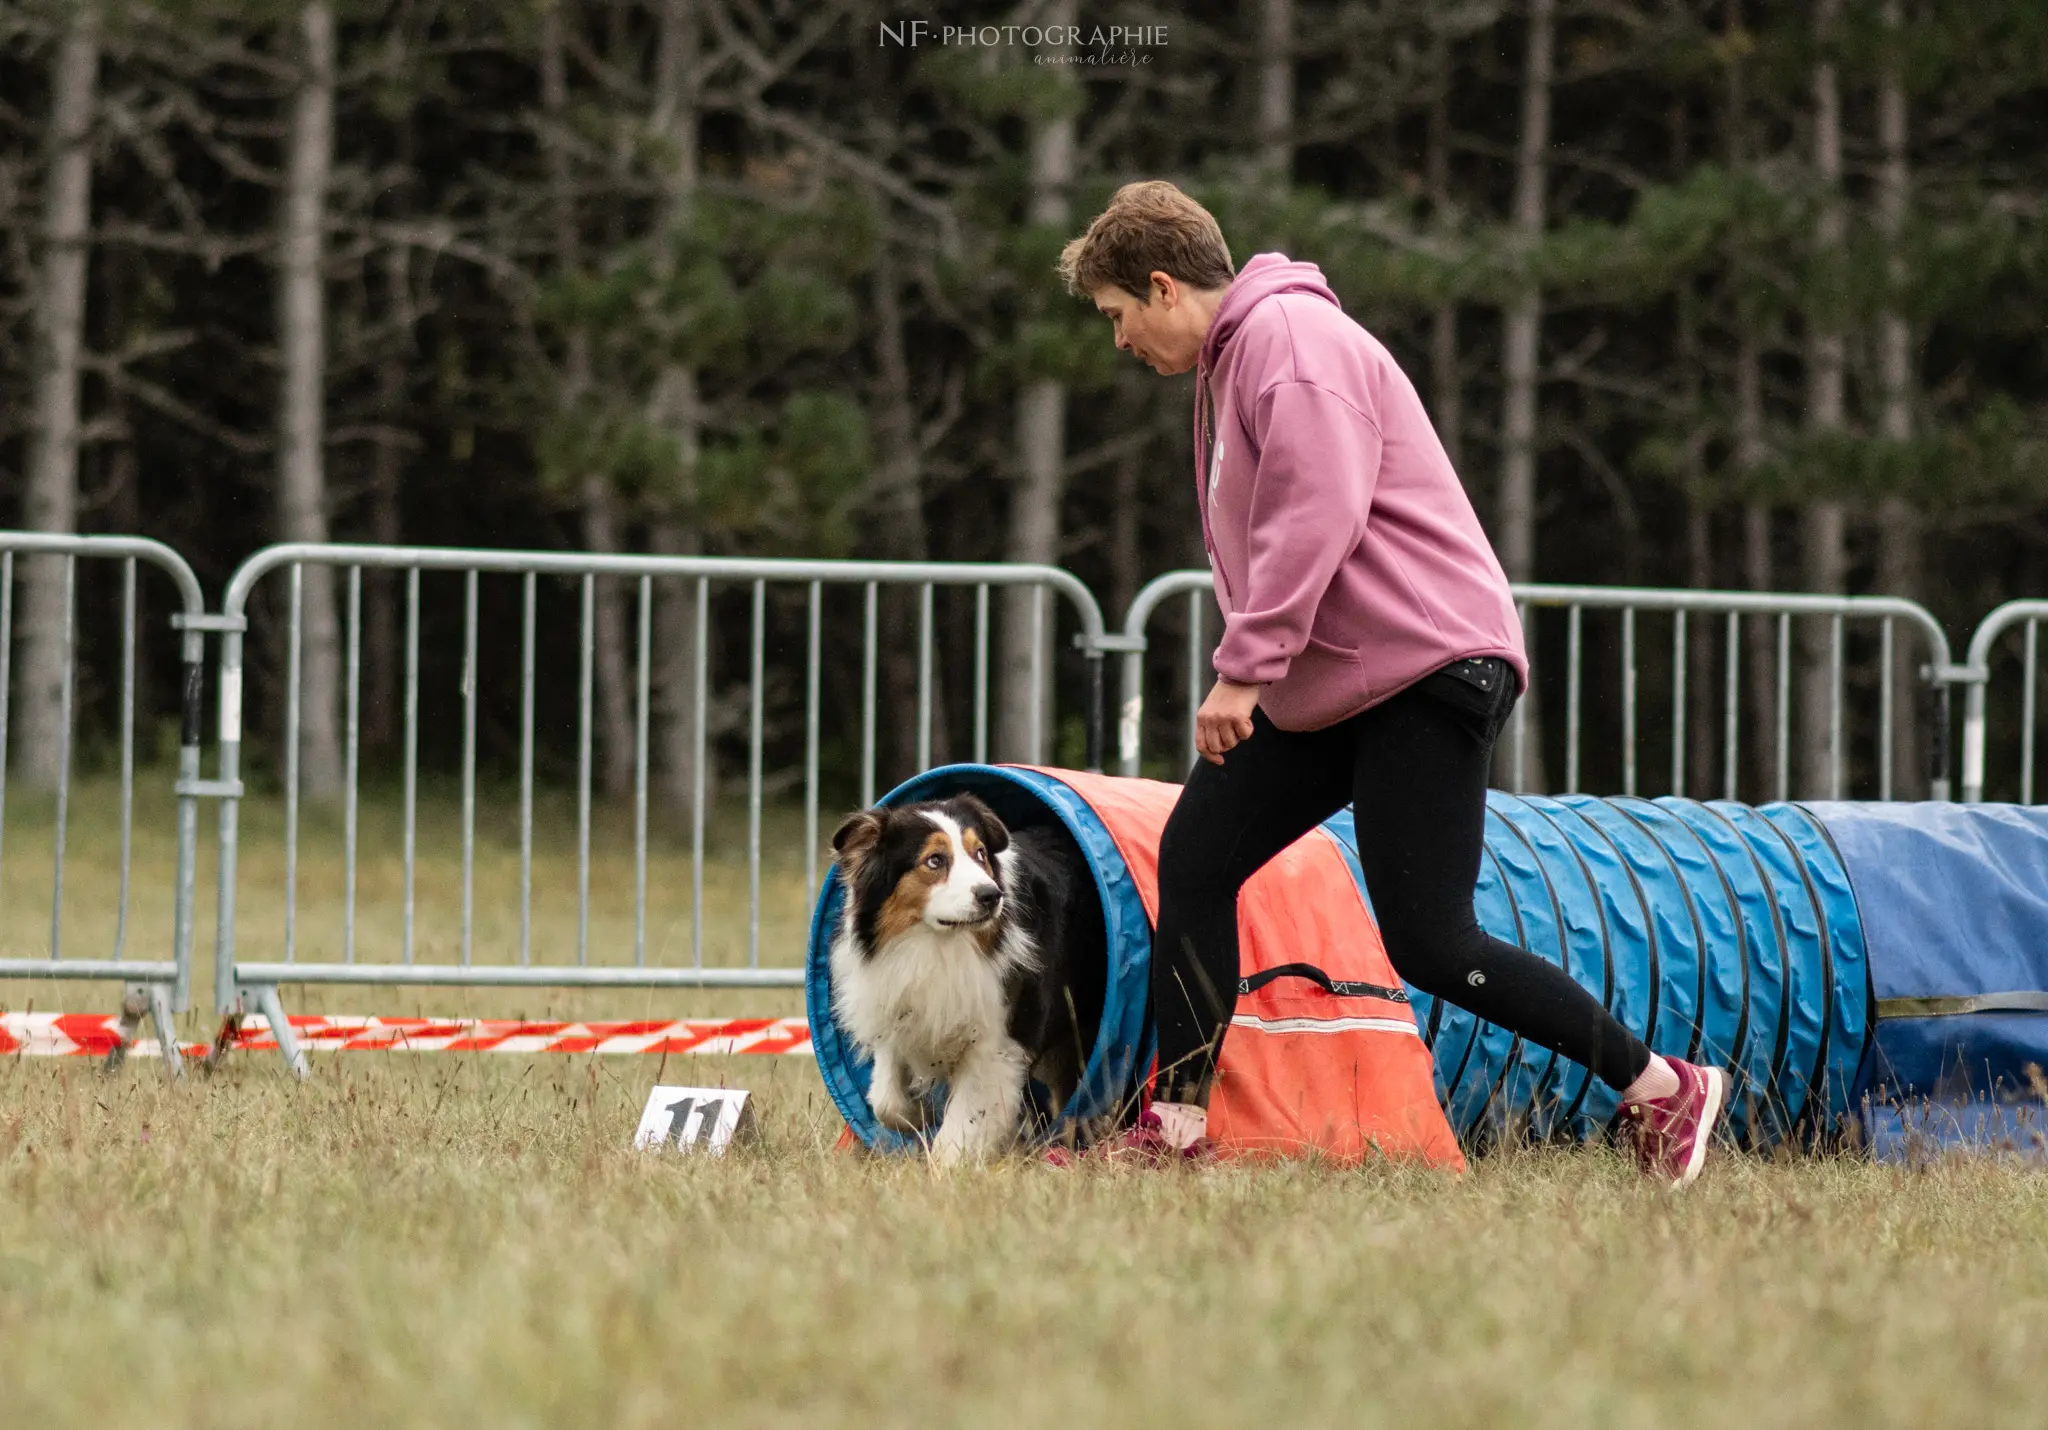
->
[868,1085,925,1134]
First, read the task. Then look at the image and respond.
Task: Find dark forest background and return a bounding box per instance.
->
[3,0,2046,811]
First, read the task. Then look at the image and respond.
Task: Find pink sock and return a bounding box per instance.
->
[1620,1054,1680,1106]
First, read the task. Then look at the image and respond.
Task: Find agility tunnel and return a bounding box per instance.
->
[806,764,2048,1160]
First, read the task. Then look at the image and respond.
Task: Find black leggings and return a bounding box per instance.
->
[1150,659,1653,1106]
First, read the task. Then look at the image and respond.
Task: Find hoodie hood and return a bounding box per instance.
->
[1198,252,1342,377]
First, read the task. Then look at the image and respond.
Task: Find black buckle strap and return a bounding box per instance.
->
[1238,963,1410,1003]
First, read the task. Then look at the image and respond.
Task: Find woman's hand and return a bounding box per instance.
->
[1196,678,1261,764]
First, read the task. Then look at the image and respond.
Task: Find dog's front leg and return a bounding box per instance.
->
[867,1045,924,1134]
[930,1037,1031,1168]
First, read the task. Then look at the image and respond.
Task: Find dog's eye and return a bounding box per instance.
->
[925,853,945,869]
[973,847,989,865]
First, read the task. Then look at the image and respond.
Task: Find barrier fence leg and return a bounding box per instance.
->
[203,986,308,1077]
[101,984,182,1077]
[250,984,309,1079]
[149,984,184,1077]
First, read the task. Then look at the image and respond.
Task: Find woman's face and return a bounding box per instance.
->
[1092,274,1204,376]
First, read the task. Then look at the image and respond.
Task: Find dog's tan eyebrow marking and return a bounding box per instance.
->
[874,829,954,945]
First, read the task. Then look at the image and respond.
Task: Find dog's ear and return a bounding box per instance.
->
[830,809,885,863]
[953,793,1009,855]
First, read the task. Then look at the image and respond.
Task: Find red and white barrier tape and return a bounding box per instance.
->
[0,1013,815,1059]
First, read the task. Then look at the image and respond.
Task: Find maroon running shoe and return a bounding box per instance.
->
[1622,1058,1729,1188]
[1043,1106,1214,1168]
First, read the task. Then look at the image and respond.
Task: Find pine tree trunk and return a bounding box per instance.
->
[19,5,98,790]
[1798,0,1846,800]
[543,1,633,797]
[1876,0,1922,799]
[1256,0,1293,182]
[276,0,344,800]
[1427,31,1464,478]
[365,246,407,758]
[1108,369,1147,626]
[997,0,1077,765]
[870,241,951,781]
[650,0,715,815]
[1498,0,1553,791]
[1727,0,1776,802]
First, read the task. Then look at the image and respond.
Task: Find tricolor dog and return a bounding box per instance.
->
[828,794,1104,1165]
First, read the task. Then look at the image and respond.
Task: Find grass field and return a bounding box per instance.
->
[4,776,2048,1427]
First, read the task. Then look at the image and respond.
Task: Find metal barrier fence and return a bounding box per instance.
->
[1116,571,1959,801]
[0,533,213,1074]
[1960,600,2048,803]
[209,544,1110,1073]
[10,525,2042,1079]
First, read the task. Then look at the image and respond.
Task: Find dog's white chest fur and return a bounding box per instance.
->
[831,911,1039,1166]
[831,922,1014,1078]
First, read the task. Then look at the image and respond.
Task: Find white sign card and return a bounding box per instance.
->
[634,1085,755,1156]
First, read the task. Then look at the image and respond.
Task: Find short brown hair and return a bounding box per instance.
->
[1058,180,1236,302]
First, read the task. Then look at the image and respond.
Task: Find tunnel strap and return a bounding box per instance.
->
[1876,992,2048,1019]
[1238,963,1410,1003]
[1230,1013,1420,1037]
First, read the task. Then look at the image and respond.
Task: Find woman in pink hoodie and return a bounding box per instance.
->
[1058,181,1730,1185]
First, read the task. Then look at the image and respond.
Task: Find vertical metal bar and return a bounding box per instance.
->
[1829,614,1845,800]
[1187,589,1203,776]
[112,560,135,962]
[460,569,478,966]
[345,568,360,963]
[805,581,821,910]
[577,573,594,967]
[1621,606,1637,797]
[213,624,243,1017]
[917,582,933,772]
[692,576,708,968]
[1029,584,1045,764]
[403,568,419,964]
[1880,619,1896,803]
[974,584,989,764]
[0,553,11,913]
[49,556,75,962]
[1513,600,1530,793]
[284,564,301,964]
[861,581,877,809]
[519,572,535,967]
[2024,621,2039,806]
[1724,612,1740,803]
[1775,613,1791,804]
[173,604,202,1014]
[636,575,653,966]
[1565,605,1582,794]
[749,579,765,969]
[1672,609,1688,798]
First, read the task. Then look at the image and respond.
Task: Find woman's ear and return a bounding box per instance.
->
[830,809,884,862]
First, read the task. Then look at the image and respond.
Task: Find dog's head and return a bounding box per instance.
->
[829,794,1012,950]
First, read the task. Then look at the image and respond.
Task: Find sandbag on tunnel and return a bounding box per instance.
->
[808,765,1875,1155]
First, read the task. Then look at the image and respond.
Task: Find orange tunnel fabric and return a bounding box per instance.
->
[1013,766,1465,1172]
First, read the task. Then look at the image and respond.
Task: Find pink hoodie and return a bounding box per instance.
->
[1197,252,1528,731]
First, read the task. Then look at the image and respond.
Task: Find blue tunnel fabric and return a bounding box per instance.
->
[1800,802,2048,1108]
[805,763,1153,1151]
[1321,794,1870,1146]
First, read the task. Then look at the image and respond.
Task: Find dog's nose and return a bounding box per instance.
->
[973,885,1001,913]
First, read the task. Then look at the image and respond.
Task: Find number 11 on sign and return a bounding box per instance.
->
[634,1085,755,1156]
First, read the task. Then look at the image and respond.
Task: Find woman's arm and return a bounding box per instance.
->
[1210,379,1384,687]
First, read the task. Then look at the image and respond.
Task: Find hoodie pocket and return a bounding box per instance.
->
[1262,635,1372,732]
